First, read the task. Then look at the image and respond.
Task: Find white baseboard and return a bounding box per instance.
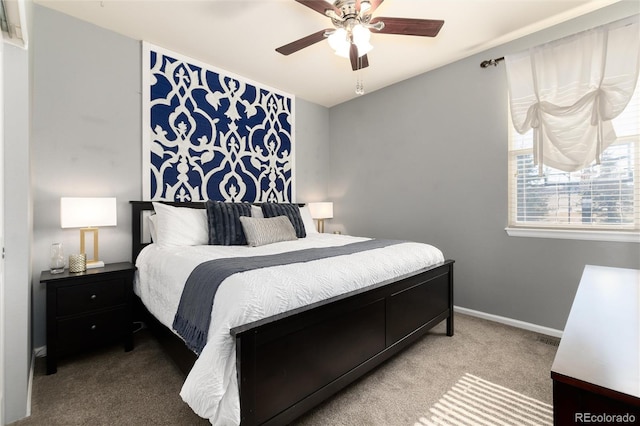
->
[454,305,563,338]
[26,346,48,419]
[26,351,34,418]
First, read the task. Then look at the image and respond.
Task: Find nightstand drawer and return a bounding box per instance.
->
[57,308,126,354]
[57,278,126,317]
[42,262,135,374]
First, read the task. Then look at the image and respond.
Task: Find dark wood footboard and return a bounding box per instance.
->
[130,201,454,425]
[231,260,454,426]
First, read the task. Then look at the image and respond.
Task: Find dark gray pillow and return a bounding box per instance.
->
[260,203,306,238]
[205,201,252,245]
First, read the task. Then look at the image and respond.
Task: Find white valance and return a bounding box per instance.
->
[506,14,640,173]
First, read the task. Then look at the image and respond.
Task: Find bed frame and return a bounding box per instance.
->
[131,201,454,425]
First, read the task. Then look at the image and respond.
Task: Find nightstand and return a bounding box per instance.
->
[41,262,135,374]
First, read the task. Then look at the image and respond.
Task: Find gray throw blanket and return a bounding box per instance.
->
[173,239,404,354]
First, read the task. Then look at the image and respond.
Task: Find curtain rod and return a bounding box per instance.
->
[480,57,504,68]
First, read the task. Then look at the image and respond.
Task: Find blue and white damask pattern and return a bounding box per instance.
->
[142,43,294,202]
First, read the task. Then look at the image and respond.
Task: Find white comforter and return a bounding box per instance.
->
[134,233,444,425]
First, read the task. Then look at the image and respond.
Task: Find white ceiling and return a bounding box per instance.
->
[36,0,622,107]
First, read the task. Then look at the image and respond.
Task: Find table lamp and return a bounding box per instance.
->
[308,202,333,233]
[60,197,117,269]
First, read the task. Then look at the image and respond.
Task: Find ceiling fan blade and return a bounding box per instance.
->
[359,54,370,69]
[349,44,359,70]
[371,17,444,37]
[366,0,384,14]
[295,0,341,17]
[276,29,331,56]
[349,44,369,71]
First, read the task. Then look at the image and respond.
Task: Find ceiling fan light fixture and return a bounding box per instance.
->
[334,44,351,58]
[328,28,350,57]
[352,24,373,56]
[277,0,445,74]
[354,40,373,56]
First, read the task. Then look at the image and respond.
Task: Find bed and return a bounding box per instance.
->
[130,200,454,425]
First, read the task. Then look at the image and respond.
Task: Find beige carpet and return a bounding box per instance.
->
[11,313,558,425]
[417,373,553,426]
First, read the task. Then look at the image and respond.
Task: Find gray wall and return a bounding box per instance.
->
[31,5,142,351]
[327,1,640,331]
[294,99,331,202]
[30,4,330,349]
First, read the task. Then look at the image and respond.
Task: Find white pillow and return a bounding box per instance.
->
[148,214,157,242]
[251,204,264,218]
[239,216,298,247]
[152,202,208,247]
[299,205,318,234]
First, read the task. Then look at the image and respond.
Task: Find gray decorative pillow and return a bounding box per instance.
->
[206,200,252,245]
[239,216,298,247]
[260,203,306,238]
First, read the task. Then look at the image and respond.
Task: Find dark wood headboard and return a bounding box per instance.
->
[130,201,307,263]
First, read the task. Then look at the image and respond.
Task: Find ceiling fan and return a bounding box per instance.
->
[276,0,444,71]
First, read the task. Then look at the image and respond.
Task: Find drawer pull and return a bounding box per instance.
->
[90,294,97,300]
[91,325,97,331]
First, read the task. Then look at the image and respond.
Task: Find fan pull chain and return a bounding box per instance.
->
[355,64,365,95]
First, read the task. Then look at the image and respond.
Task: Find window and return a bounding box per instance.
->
[507,79,640,240]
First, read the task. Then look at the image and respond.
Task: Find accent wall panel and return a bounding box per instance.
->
[142,42,295,202]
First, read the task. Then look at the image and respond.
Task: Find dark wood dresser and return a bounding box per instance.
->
[551,265,640,424]
[41,262,135,374]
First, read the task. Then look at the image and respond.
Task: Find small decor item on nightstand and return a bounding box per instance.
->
[49,243,65,274]
[68,253,86,273]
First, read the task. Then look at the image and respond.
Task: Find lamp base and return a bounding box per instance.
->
[86,260,105,269]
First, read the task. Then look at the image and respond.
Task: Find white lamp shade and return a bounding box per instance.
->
[352,25,373,56]
[328,28,350,58]
[61,197,117,228]
[308,202,334,220]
